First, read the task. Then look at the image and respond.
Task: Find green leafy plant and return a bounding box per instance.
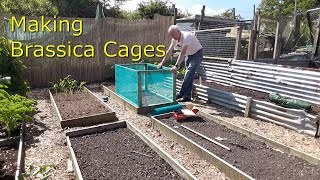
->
[0,38,30,96]
[0,89,36,136]
[19,164,56,180]
[50,75,86,94]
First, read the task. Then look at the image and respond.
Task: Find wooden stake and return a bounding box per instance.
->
[181,125,231,151]
[253,14,261,59]
[234,26,243,60]
[244,97,252,118]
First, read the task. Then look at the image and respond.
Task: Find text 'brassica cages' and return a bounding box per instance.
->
[115,63,176,107]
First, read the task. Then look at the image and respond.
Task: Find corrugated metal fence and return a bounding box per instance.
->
[176,80,318,137]
[176,59,320,137]
[198,59,320,105]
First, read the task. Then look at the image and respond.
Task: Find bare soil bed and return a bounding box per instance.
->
[193,79,268,101]
[70,127,184,180]
[160,116,320,180]
[53,92,108,120]
[0,146,17,180]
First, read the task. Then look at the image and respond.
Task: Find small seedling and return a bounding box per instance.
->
[19,164,57,180]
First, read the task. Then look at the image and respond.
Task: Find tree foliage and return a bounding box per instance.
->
[0,0,127,18]
[0,0,58,16]
[214,8,243,20]
[258,0,317,20]
[137,0,172,19]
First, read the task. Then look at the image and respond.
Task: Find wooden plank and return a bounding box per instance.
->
[244,97,252,118]
[0,136,19,147]
[15,121,25,179]
[49,90,63,123]
[66,121,127,138]
[151,116,254,180]
[273,21,282,59]
[247,30,255,60]
[66,121,196,180]
[49,89,118,128]
[253,14,261,59]
[67,137,84,180]
[234,26,243,60]
[126,121,197,180]
[180,125,231,151]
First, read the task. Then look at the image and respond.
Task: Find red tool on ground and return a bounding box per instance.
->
[173,108,199,121]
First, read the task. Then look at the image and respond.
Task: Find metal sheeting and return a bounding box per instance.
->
[198,60,320,105]
[176,79,318,137]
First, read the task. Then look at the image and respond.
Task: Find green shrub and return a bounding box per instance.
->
[50,75,86,94]
[0,38,30,96]
[0,89,36,136]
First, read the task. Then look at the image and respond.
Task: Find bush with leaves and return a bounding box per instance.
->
[0,38,30,96]
[50,75,86,94]
[0,89,36,136]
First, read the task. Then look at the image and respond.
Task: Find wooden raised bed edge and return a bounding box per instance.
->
[151,114,254,180]
[0,121,26,179]
[15,121,26,180]
[66,121,197,180]
[197,110,320,166]
[49,87,118,128]
[100,84,177,114]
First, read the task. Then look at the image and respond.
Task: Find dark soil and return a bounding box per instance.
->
[160,116,320,180]
[0,146,18,180]
[53,92,109,120]
[70,127,184,180]
[0,124,20,139]
[193,79,268,101]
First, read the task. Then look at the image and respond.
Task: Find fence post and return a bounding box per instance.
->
[316,115,320,138]
[253,14,261,59]
[244,97,252,118]
[247,30,255,60]
[234,25,243,60]
[273,21,283,59]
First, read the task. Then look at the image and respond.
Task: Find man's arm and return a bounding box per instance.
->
[175,45,188,68]
[160,42,174,65]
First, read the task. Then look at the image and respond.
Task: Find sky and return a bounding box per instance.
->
[116,0,261,20]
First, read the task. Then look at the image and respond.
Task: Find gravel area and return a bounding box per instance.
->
[26,89,76,180]
[192,100,320,159]
[87,84,228,180]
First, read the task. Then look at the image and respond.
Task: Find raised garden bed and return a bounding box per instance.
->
[194,79,268,101]
[152,112,320,180]
[101,84,177,114]
[0,122,25,180]
[0,125,20,147]
[66,121,195,180]
[49,87,117,128]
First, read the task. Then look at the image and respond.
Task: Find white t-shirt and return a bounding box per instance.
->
[171,31,202,56]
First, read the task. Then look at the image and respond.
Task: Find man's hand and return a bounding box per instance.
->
[157,62,163,69]
[171,66,178,74]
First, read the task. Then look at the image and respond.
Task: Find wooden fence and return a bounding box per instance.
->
[1,14,173,87]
